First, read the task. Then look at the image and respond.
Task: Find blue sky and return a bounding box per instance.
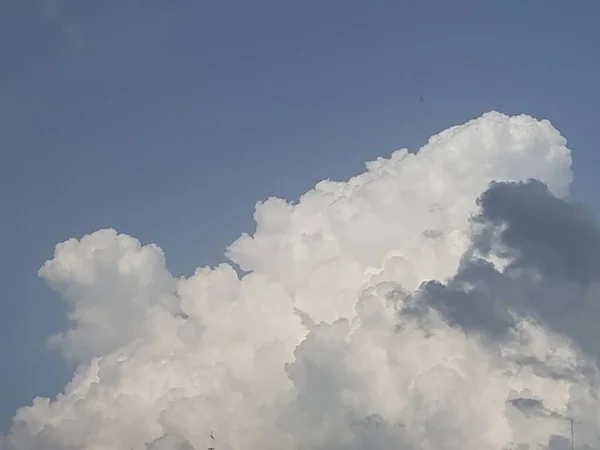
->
[1,0,600,432]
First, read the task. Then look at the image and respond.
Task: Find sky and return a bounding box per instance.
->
[2,1,600,449]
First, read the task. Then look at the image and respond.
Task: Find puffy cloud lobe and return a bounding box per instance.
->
[4,111,597,450]
[39,229,178,362]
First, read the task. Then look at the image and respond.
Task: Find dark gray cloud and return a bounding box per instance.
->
[412,179,600,364]
[548,435,572,450]
[475,179,600,284]
[146,433,195,450]
[508,397,566,420]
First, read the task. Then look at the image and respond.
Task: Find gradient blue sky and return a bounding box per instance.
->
[1,0,599,431]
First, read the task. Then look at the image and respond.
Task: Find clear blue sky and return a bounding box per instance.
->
[1,0,599,431]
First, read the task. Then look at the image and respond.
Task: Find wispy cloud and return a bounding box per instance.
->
[40,0,85,49]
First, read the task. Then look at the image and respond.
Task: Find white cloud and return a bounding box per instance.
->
[5,111,598,450]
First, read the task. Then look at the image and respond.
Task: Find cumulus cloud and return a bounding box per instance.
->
[5,111,600,450]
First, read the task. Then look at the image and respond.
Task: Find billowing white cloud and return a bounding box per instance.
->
[6,111,599,450]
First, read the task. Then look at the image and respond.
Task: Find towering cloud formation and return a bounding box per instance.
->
[5,111,599,450]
